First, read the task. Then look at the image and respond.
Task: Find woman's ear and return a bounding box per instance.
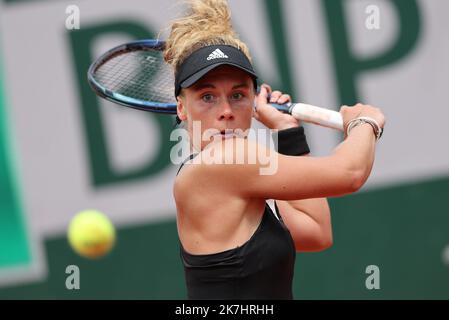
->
[177,96,188,121]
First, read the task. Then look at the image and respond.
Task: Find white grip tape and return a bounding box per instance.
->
[290,103,344,131]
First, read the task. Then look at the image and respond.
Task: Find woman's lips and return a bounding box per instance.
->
[212,130,237,139]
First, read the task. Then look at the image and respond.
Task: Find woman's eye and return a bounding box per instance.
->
[231,93,243,100]
[202,94,215,103]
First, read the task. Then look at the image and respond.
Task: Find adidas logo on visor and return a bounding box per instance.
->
[207,49,229,61]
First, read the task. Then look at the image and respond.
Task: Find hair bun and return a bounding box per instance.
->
[164,0,251,71]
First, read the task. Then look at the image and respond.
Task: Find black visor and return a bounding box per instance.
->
[174,45,258,97]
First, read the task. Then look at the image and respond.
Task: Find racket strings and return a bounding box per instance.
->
[94,49,175,104]
[99,52,135,89]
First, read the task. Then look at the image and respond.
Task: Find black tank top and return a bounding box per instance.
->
[176,154,296,299]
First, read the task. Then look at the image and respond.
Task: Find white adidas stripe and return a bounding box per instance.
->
[207,48,229,60]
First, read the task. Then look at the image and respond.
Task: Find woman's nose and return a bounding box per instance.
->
[219,100,234,120]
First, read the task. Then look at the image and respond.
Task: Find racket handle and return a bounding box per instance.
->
[272,103,344,131]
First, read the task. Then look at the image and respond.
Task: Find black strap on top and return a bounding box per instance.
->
[176,153,198,176]
[272,200,283,221]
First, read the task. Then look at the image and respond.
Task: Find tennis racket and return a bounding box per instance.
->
[87,39,344,131]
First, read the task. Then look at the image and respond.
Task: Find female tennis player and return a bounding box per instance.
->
[166,0,385,299]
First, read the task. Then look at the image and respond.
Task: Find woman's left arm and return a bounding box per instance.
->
[276,189,333,252]
[255,84,333,252]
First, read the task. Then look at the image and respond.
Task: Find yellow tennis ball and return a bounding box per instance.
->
[68,209,116,259]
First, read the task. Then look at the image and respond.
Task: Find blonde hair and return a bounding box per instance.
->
[164,0,252,71]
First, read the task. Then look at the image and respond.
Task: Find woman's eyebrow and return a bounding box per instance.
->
[192,83,215,91]
[192,82,250,91]
[232,83,250,89]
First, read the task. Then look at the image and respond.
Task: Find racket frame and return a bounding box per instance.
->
[87,39,177,114]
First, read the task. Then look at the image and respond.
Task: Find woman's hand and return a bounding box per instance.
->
[253,84,300,130]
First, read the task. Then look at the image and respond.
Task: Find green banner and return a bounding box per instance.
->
[0,50,31,269]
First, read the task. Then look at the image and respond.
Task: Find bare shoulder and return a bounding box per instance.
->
[181,137,269,188]
[173,137,258,199]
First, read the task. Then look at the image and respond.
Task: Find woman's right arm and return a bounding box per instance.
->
[188,104,386,201]
[246,122,377,200]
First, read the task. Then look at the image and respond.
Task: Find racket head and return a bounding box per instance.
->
[87,39,177,114]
